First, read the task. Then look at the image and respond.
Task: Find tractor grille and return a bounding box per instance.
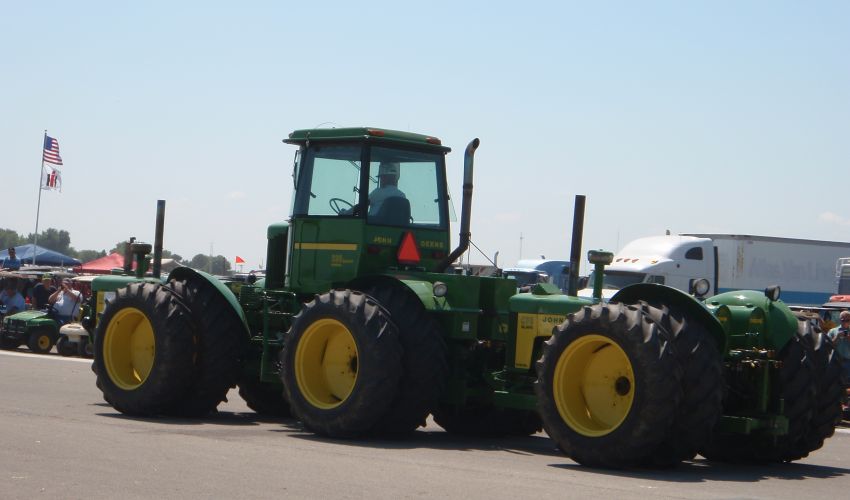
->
[3,319,25,335]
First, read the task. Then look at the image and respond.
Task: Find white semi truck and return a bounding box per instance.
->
[579,233,850,306]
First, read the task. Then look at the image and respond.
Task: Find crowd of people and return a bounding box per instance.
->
[0,273,84,324]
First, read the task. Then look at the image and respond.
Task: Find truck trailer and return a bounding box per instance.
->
[580,234,850,305]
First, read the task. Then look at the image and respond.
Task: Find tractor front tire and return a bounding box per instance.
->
[535,302,682,468]
[93,282,197,416]
[799,321,842,454]
[281,290,402,438]
[27,327,56,354]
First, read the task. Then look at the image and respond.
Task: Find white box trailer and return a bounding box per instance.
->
[579,234,850,306]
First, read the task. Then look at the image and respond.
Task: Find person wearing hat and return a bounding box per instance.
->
[30,274,55,310]
[1,247,21,271]
[368,161,406,216]
[0,280,26,315]
[47,278,82,325]
[828,310,850,385]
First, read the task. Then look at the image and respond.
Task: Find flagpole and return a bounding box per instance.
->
[33,130,47,266]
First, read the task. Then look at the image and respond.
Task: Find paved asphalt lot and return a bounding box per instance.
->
[2,348,849,499]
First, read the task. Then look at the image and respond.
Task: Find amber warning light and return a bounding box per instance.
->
[397,231,421,265]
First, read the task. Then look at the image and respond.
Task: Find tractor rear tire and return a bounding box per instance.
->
[280,290,403,437]
[364,284,448,434]
[535,302,682,469]
[699,323,816,462]
[93,282,197,416]
[162,277,247,417]
[637,302,723,466]
[238,375,291,417]
[433,404,542,437]
[799,321,842,454]
[57,336,76,357]
[27,327,56,354]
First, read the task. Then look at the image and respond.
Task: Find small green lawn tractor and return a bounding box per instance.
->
[1,309,60,354]
[91,127,842,467]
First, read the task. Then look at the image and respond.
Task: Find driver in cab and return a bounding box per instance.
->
[368,161,406,215]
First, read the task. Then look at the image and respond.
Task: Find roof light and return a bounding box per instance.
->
[425,137,442,145]
[367,129,385,137]
[397,231,421,266]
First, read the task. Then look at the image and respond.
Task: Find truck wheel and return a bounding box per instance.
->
[799,321,842,454]
[638,302,723,466]
[163,277,247,417]
[57,336,76,357]
[364,284,448,434]
[700,324,816,462]
[434,404,542,436]
[94,282,197,416]
[535,302,681,468]
[280,290,402,437]
[27,327,56,354]
[238,376,291,417]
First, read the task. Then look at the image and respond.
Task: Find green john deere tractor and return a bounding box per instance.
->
[91,127,842,467]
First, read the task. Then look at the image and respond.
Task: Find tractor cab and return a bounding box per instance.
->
[272,128,454,295]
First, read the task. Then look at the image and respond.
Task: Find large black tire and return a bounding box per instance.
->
[433,404,542,437]
[56,336,76,357]
[799,321,842,454]
[280,290,403,437]
[93,282,197,416]
[535,302,682,468]
[27,327,56,354]
[700,323,816,462]
[637,302,724,466]
[363,284,448,434]
[162,277,248,417]
[238,375,291,417]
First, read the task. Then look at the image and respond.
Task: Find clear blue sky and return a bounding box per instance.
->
[2,1,848,271]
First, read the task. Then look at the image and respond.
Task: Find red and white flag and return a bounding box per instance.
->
[235,256,246,264]
[42,164,62,191]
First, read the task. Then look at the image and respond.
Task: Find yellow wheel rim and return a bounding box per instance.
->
[37,335,51,350]
[553,334,635,437]
[103,307,155,390]
[295,318,358,410]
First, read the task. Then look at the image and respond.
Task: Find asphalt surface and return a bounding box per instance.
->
[2,348,849,500]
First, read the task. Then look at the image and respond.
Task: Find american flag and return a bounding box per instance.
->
[43,135,63,165]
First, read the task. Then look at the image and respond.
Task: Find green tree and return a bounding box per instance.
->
[188,254,230,275]
[26,228,72,254]
[0,228,23,250]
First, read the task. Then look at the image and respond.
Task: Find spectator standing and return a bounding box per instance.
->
[1,247,21,271]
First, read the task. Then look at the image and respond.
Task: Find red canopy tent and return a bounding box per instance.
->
[75,253,132,274]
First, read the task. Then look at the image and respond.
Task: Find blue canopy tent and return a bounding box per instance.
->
[0,244,81,267]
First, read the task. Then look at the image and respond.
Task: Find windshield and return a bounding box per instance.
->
[292,143,447,229]
[586,270,646,290]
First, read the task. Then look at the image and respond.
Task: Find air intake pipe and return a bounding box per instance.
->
[439,138,479,272]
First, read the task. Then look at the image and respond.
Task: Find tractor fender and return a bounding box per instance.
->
[612,283,727,354]
[168,267,250,331]
[348,275,439,311]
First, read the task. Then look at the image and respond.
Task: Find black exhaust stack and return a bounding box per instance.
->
[567,195,586,296]
[152,200,166,278]
[439,138,480,272]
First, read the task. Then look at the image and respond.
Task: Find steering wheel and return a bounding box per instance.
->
[329,198,355,214]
